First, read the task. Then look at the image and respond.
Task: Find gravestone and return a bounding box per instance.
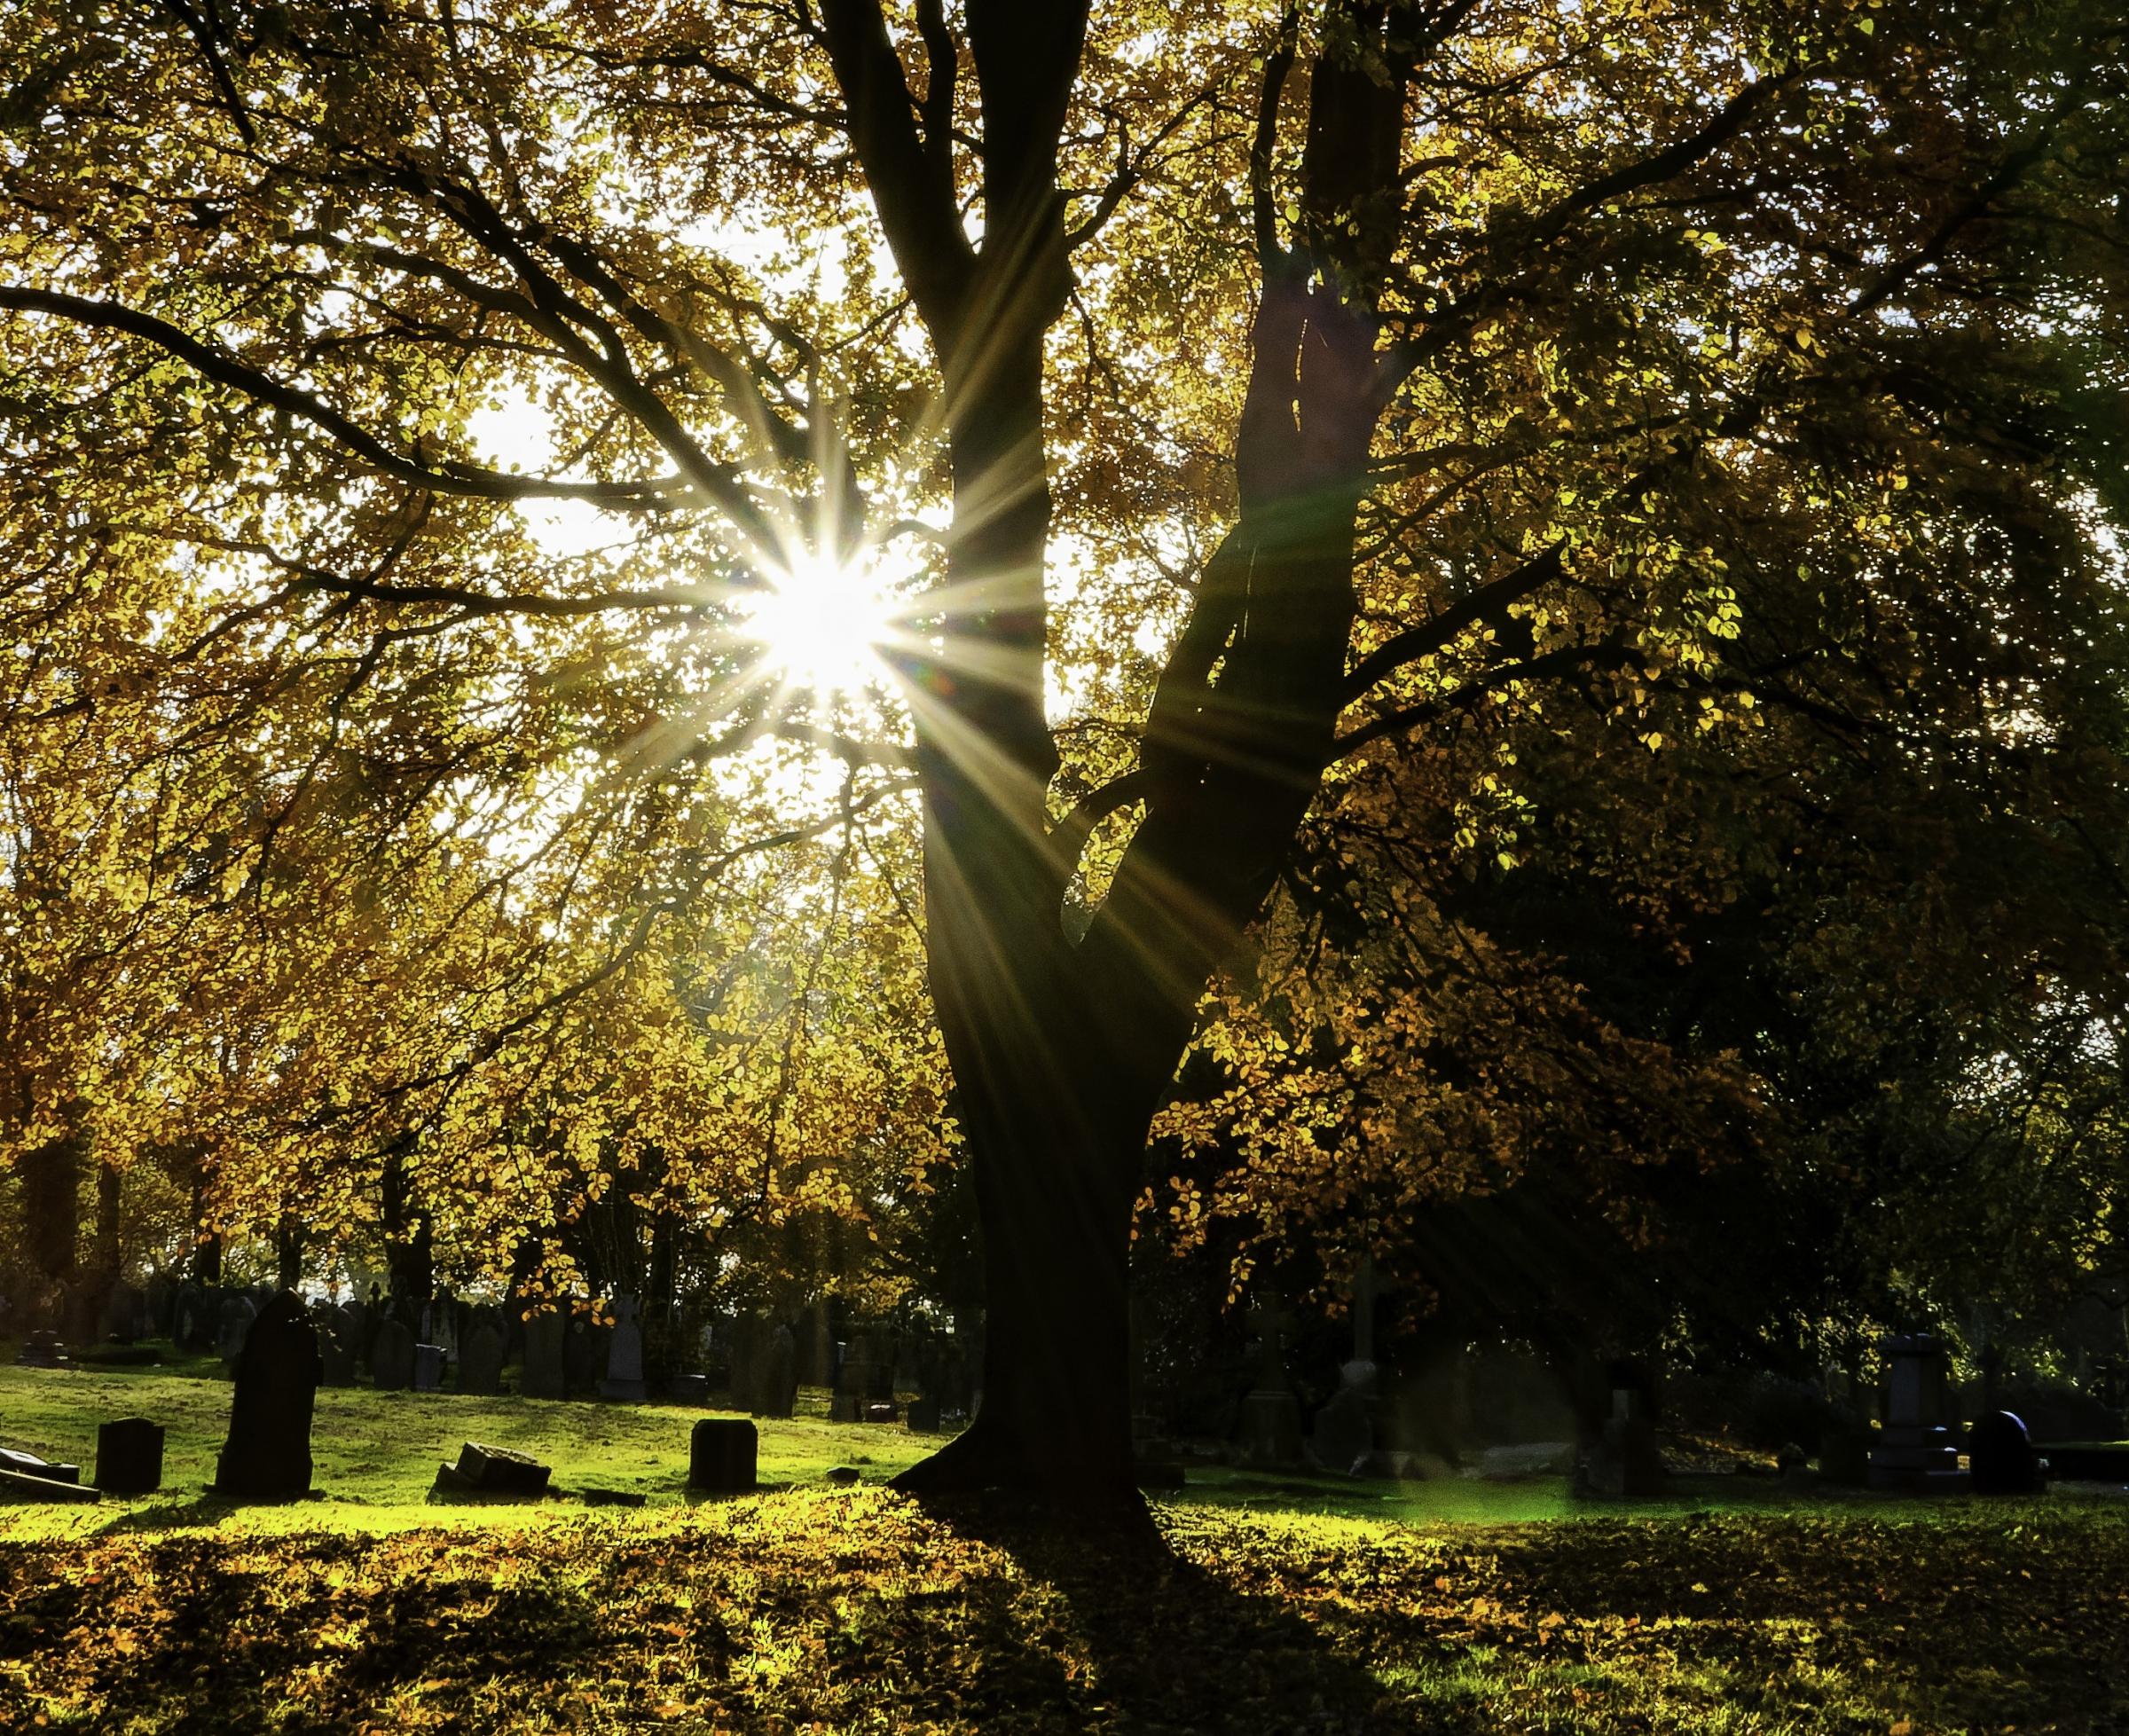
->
[905,1394,943,1432]
[1583,1386,1669,1497]
[211,1291,320,1499]
[754,1324,797,1419]
[1311,1379,1376,1477]
[16,1330,68,1369]
[688,1418,758,1493]
[1819,1423,1873,1487]
[144,1274,177,1339]
[94,1418,164,1494]
[316,1308,357,1386]
[1237,1297,1303,1468]
[1970,1410,2045,1495]
[412,1343,445,1391]
[100,1281,146,1345]
[564,1316,601,1397]
[600,1294,648,1402]
[173,1284,212,1352]
[459,1324,505,1396]
[216,1294,257,1371]
[0,1446,81,1484]
[669,1373,709,1406]
[1869,1334,1965,1490]
[522,1313,566,1400]
[433,1441,551,1499]
[371,1319,415,1391]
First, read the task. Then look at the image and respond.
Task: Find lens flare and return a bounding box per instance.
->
[739,550,896,697]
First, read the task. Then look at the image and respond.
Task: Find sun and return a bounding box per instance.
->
[739,550,898,698]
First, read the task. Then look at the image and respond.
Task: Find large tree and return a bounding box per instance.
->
[4,0,2125,1498]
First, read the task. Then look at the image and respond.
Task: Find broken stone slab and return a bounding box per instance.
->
[430,1441,553,1500]
[0,1448,82,1485]
[0,1467,100,1503]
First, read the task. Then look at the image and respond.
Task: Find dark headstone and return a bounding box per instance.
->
[522,1313,566,1400]
[688,1418,758,1492]
[211,1291,320,1500]
[1970,1410,2045,1496]
[1819,1424,1873,1487]
[215,1294,257,1370]
[564,1317,601,1396]
[459,1324,505,1396]
[15,1330,67,1369]
[1871,1334,1964,1490]
[94,1418,164,1494]
[1237,1297,1303,1468]
[1310,1379,1376,1476]
[669,1373,709,1406]
[371,1319,415,1391]
[824,1465,861,1485]
[1583,1392,1669,1498]
[412,1343,445,1392]
[314,1307,356,1386]
[144,1274,177,1339]
[100,1281,146,1345]
[905,1395,942,1433]
[754,1324,797,1419]
[600,1294,647,1402]
[173,1283,210,1352]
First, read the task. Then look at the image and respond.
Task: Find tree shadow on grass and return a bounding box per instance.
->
[907,1492,1426,1734]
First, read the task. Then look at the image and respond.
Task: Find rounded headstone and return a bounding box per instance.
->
[1970,1410,2043,1496]
[94,1417,164,1495]
[371,1319,415,1391]
[212,1292,319,1500]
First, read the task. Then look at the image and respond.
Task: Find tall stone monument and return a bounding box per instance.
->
[211,1291,320,1500]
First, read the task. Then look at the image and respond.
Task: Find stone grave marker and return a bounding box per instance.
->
[1237,1297,1303,1468]
[144,1274,177,1339]
[1970,1409,2045,1495]
[412,1343,446,1391]
[371,1318,415,1391]
[564,1316,601,1397]
[100,1281,146,1345]
[16,1330,68,1369]
[94,1418,164,1494]
[669,1372,709,1406]
[600,1294,648,1402]
[211,1291,320,1500]
[216,1294,257,1371]
[1583,1386,1668,1497]
[522,1313,566,1400]
[1869,1334,1964,1490]
[433,1441,551,1500]
[459,1324,505,1396]
[688,1418,758,1493]
[756,1324,797,1419]
[316,1308,357,1386]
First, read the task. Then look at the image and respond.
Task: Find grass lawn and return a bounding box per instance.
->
[4,1362,2127,1732]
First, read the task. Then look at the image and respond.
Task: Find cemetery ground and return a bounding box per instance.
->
[4,1364,2128,1733]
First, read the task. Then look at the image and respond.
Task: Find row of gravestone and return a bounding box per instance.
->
[15,1291,785,1504]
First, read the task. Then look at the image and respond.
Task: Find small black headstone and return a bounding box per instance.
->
[211,1291,320,1500]
[317,1310,357,1386]
[412,1343,445,1391]
[669,1373,709,1406]
[1970,1410,2044,1496]
[94,1418,164,1494]
[371,1320,415,1391]
[688,1418,758,1492]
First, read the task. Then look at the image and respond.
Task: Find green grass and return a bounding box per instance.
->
[0,1359,934,1539]
[5,1362,2128,1732]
